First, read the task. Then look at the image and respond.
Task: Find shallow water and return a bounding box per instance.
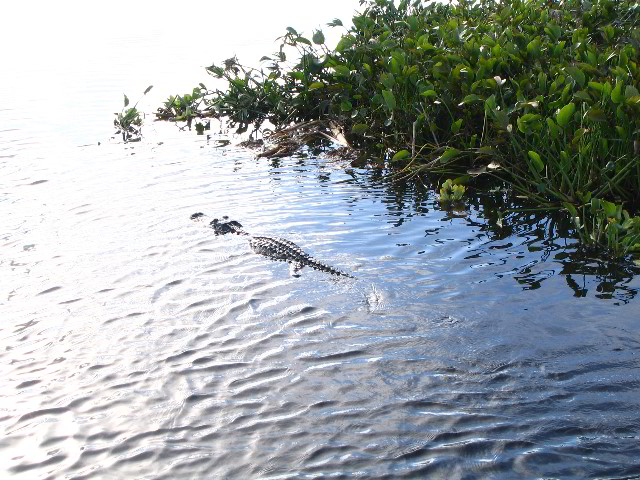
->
[3,134,640,478]
[3,3,640,478]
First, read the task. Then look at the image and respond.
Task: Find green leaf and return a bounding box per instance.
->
[340,100,353,112]
[556,102,576,128]
[144,85,153,95]
[564,202,579,220]
[390,58,400,75]
[333,65,350,77]
[308,82,325,90]
[577,191,592,204]
[572,127,589,145]
[417,35,436,51]
[380,72,395,89]
[477,145,498,156]
[382,89,396,110]
[602,200,618,218]
[351,124,368,135]
[124,94,130,107]
[420,89,437,98]
[123,108,137,121]
[564,66,585,88]
[520,113,541,122]
[312,30,325,45]
[336,35,355,52]
[553,41,566,56]
[432,62,450,77]
[327,18,343,27]
[458,94,482,106]
[440,147,461,164]
[392,149,410,162]
[573,90,592,103]
[406,15,419,31]
[492,110,510,130]
[485,93,497,108]
[451,119,462,134]
[526,37,541,57]
[528,150,544,173]
[545,24,562,41]
[625,85,640,99]
[586,108,607,122]
[546,117,561,139]
[611,80,623,104]
[517,113,541,134]
[626,95,640,106]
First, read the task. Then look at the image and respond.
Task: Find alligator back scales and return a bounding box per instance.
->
[191,213,353,278]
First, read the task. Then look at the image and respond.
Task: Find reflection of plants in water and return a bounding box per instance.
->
[477,201,640,303]
[550,255,638,303]
[386,174,640,301]
[512,244,640,304]
[114,85,153,142]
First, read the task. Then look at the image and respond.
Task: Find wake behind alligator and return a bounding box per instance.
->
[191,213,354,278]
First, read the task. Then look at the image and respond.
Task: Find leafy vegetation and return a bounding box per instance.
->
[439,178,466,203]
[565,197,640,256]
[154,0,640,258]
[156,86,208,129]
[114,85,153,142]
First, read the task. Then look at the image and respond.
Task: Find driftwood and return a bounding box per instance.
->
[256,119,354,159]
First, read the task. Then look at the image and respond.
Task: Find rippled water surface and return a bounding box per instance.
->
[3,3,640,479]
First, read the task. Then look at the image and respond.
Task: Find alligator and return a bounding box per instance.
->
[191,213,354,278]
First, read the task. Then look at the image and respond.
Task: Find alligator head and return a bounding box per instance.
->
[191,213,245,236]
[210,217,245,236]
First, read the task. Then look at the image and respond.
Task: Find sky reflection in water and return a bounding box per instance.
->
[1,1,640,478]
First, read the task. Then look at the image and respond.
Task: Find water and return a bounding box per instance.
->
[2,2,640,478]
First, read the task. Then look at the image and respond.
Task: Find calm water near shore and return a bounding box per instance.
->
[2,2,640,478]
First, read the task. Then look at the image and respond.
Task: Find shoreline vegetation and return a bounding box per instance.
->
[150,0,640,259]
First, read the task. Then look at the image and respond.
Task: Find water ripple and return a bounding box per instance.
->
[2,142,639,479]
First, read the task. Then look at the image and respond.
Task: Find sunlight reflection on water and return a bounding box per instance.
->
[2,1,640,478]
[2,139,639,478]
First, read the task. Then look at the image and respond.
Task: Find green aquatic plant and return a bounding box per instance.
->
[114,85,153,142]
[156,86,207,129]
[154,0,640,257]
[439,178,466,203]
[565,198,640,258]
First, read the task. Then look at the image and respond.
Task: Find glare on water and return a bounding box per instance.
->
[2,1,640,478]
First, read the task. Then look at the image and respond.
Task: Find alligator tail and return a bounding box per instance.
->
[304,257,354,278]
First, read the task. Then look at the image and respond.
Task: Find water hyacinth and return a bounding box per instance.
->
[153,0,640,258]
[113,85,153,142]
[439,178,466,203]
